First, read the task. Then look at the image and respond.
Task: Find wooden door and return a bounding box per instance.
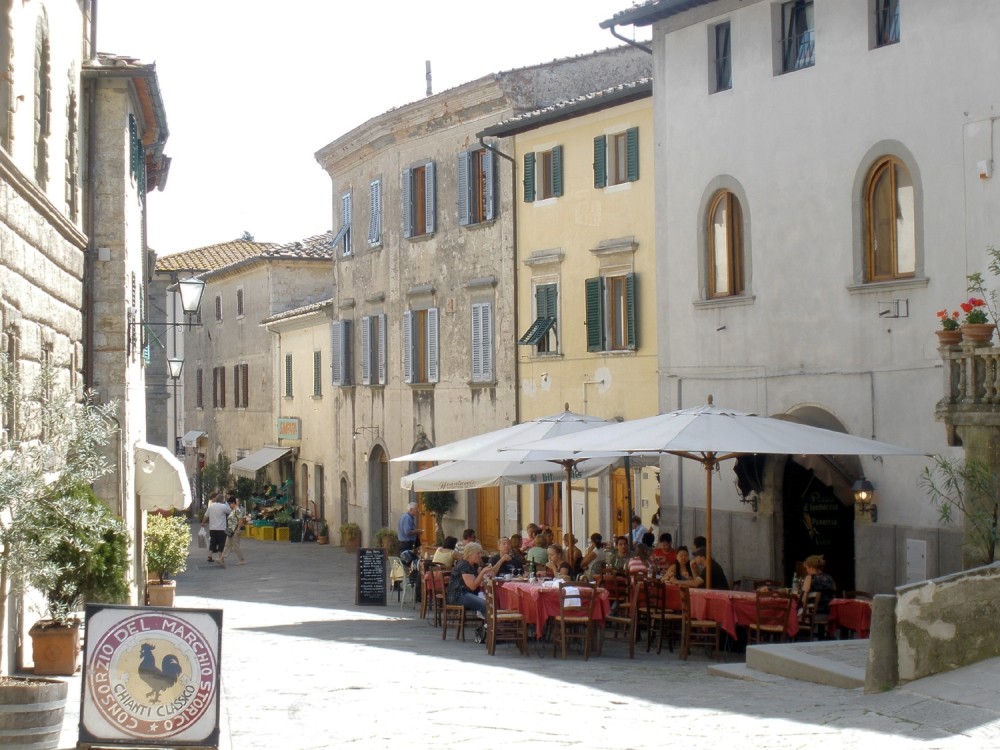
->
[611,467,630,539]
[540,482,562,543]
[476,486,500,552]
[415,462,438,548]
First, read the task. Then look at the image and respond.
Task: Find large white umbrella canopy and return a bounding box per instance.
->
[505,396,925,586]
[394,410,621,540]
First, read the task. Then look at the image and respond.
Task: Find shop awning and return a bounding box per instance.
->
[181,430,207,447]
[231,447,292,478]
[135,442,192,512]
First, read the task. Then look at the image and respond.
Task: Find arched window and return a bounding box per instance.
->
[865,156,915,281]
[707,190,745,298]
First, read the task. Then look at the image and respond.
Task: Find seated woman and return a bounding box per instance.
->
[508,534,527,571]
[627,543,652,576]
[545,544,566,577]
[525,530,551,566]
[521,523,540,550]
[431,536,458,569]
[800,554,837,614]
[665,546,700,586]
[580,533,607,577]
[563,533,583,575]
[445,542,494,616]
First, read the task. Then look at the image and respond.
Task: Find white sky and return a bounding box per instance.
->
[96,0,642,255]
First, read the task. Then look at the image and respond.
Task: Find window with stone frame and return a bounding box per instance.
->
[523,147,563,202]
[402,308,439,384]
[585,273,637,352]
[458,148,495,225]
[707,190,745,298]
[864,156,915,282]
[402,161,436,238]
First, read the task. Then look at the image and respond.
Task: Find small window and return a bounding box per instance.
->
[402,308,439,384]
[284,353,293,397]
[313,351,322,396]
[195,368,204,409]
[586,274,637,352]
[707,190,745,298]
[519,284,558,354]
[713,22,732,92]
[781,0,815,73]
[523,147,563,202]
[236,288,245,318]
[458,149,496,225]
[402,162,436,238]
[214,295,222,322]
[865,156,915,281]
[471,302,494,382]
[873,0,899,48]
[360,314,387,386]
[594,130,639,188]
[212,366,226,408]
[330,319,353,386]
[368,178,382,247]
[335,192,352,256]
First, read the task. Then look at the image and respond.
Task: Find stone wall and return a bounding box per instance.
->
[896,561,1000,683]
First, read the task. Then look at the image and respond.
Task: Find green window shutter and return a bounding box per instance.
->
[593,135,607,189]
[523,152,535,202]
[457,151,471,226]
[401,168,413,238]
[552,145,564,197]
[626,127,639,182]
[284,354,293,397]
[313,351,322,396]
[625,272,637,350]
[585,277,604,352]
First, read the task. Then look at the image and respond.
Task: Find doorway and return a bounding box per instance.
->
[476,486,500,551]
[540,482,562,542]
[367,445,389,532]
[610,467,631,539]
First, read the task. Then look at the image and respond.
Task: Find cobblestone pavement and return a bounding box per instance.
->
[58,535,1000,749]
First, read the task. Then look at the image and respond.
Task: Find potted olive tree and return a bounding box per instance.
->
[145,513,192,606]
[374,527,399,555]
[339,521,361,553]
[421,491,457,546]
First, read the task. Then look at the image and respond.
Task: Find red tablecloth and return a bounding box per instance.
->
[663,586,799,639]
[827,598,872,638]
[497,581,610,636]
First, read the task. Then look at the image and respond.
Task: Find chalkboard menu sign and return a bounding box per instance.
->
[356,547,387,606]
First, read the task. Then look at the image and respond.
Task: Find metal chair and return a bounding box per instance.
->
[484,579,527,656]
[551,582,599,660]
[748,589,797,644]
[388,556,416,609]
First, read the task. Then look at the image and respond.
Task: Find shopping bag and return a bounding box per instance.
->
[197,526,208,548]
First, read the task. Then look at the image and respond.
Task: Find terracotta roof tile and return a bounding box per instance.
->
[154,240,277,273]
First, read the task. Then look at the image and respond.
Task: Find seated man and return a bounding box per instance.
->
[691,547,730,591]
[454,528,477,557]
[650,532,678,575]
[488,537,519,576]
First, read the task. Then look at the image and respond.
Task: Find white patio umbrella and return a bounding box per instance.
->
[393,409,621,542]
[504,396,926,587]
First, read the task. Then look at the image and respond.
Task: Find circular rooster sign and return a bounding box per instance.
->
[84,610,218,741]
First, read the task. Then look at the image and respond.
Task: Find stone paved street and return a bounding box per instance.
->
[58,533,1000,749]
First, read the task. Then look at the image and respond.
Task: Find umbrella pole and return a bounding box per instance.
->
[564,462,574,548]
[704,455,714,590]
[625,455,634,551]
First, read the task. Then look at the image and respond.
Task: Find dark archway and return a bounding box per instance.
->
[367,445,389,532]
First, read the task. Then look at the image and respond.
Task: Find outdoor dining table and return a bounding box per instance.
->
[827,597,872,638]
[496,580,610,637]
[663,585,799,639]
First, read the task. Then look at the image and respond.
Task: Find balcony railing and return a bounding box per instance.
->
[935,344,1000,443]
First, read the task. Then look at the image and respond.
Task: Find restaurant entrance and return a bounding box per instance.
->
[611,468,631,539]
[540,482,562,543]
[781,459,856,592]
[476,486,500,551]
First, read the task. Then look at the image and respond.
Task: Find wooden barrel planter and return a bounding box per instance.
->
[0,676,68,749]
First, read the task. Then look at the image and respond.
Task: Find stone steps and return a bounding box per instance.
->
[709,640,868,690]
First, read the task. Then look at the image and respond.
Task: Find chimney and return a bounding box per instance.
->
[425,60,432,97]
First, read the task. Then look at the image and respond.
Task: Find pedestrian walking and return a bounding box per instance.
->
[219,496,246,565]
[202,493,230,563]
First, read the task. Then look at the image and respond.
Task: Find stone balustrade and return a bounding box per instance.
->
[935,343,1000,445]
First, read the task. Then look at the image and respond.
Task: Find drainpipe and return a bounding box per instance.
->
[604,23,652,55]
[478,136,518,425]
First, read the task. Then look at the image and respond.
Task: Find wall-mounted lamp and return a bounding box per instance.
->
[353,426,380,441]
[852,476,877,522]
[130,277,206,336]
[141,456,157,474]
[167,357,184,380]
[739,491,759,514]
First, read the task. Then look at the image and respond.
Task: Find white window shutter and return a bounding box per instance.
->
[341,193,352,256]
[483,149,495,221]
[377,314,387,385]
[481,302,493,381]
[360,315,371,385]
[401,169,413,238]
[368,179,381,246]
[427,307,439,383]
[457,151,471,226]
[342,319,352,385]
[330,321,343,385]
[471,303,483,381]
[424,161,436,234]
[402,311,413,383]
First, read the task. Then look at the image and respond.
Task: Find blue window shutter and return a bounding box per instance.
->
[402,311,413,383]
[360,315,371,385]
[342,319,352,385]
[377,314,387,385]
[341,193,352,256]
[626,127,639,182]
[471,303,483,381]
[626,272,638,350]
[523,152,535,202]
[427,307,439,383]
[424,161,436,234]
[585,277,604,352]
[401,169,413,238]
[552,145,564,197]
[457,152,471,226]
[593,135,607,189]
[368,179,381,246]
[483,149,495,221]
[480,302,493,381]
[330,321,343,385]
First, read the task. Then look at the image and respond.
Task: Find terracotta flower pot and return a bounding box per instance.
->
[960,323,996,345]
[936,329,963,346]
[146,579,177,607]
[29,620,81,676]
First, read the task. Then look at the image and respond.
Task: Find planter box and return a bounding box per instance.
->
[29,620,81,676]
[146,579,177,607]
[0,677,67,747]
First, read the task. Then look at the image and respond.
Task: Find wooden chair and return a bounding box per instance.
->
[600,573,637,657]
[797,591,829,640]
[640,579,682,654]
[551,582,599,660]
[419,561,442,620]
[427,568,447,627]
[752,578,782,590]
[748,589,797,644]
[678,586,720,660]
[485,579,527,656]
[434,570,467,641]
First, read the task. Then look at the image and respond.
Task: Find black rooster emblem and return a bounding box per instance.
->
[138,643,182,703]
